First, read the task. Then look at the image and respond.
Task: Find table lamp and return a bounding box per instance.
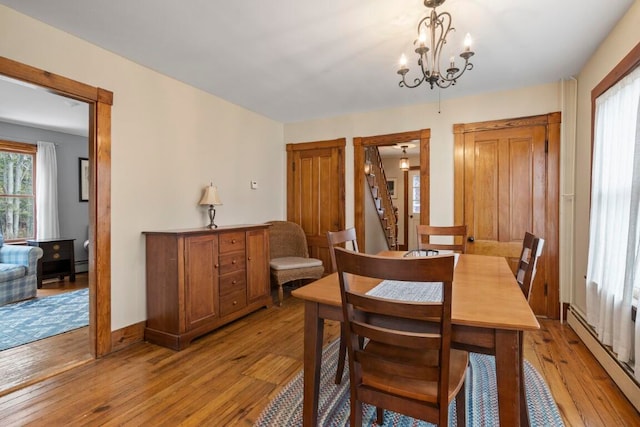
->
[199,183,222,228]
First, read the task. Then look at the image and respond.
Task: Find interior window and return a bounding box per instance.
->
[0,141,36,242]
[411,173,420,215]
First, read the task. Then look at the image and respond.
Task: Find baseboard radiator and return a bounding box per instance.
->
[567,306,640,412]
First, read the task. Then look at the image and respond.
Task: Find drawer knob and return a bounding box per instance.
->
[232,260,236,264]
[53,253,60,259]
[53,244,60,250]
[247,256,252,261]
[214,264,219,268]
[233,300,238,305]
[232,280,237,284]
[231,239,236,244]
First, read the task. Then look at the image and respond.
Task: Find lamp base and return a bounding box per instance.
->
[207,205,218,229]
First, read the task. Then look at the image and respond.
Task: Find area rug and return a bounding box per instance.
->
[255,338,564,426]
[0,288,89,351]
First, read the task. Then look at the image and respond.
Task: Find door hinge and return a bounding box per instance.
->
[545,139,549,153]
[544,282,548,296]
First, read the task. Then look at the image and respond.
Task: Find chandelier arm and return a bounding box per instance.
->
[432,11,454,79]
[439,58,474,82]
[416,15,432,78]
[399,73,427,89]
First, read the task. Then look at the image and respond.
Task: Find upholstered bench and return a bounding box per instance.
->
[0,243,44,306]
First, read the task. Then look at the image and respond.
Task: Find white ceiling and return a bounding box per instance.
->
[0,0,634,135]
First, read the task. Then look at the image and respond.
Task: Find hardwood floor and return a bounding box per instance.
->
[0,290,638,426]
[0,274,91,397]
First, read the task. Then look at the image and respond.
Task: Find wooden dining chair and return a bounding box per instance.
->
[416,225,468,253]
[333,247,468,427]
[327,228,359,385]
[516,231,545,301]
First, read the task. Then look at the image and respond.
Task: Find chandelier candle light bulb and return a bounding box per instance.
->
[397,0,475,90]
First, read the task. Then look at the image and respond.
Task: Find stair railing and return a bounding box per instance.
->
[364,146,398,249]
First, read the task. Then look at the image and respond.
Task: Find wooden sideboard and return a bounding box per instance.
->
[143,224,271,350]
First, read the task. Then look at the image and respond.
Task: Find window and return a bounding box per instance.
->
[586,42,640,379]
[0,141,36,242]
[411,173,420,215]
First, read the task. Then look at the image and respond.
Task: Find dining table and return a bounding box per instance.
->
[291,251,540,427]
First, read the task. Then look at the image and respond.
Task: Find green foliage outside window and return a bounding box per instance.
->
[0,152,35,241]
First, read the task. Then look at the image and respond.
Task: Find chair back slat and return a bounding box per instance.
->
[356,351,441,382]
[416,225,467,253]
[351,321,442,351]
[516,232,545,301]
[347,292,443,320]
[327,228,359,273]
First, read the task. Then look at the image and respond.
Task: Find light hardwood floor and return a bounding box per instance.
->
[0,274,91,397]
[0,288,638,426]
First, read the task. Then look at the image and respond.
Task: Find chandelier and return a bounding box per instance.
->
[397,0,475,90]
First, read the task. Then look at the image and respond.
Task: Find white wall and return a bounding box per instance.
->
[0,6,285,330]
[572,1,640,314]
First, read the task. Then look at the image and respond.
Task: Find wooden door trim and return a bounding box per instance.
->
[354,129,430,251]
[0,55,112,356]
[453,112,560,319]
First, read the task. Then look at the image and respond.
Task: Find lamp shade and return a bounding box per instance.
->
[199,185,222,206]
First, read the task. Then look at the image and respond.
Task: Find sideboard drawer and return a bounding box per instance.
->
[219,232,246,254]
[219,270,246,292]
[219,273,247,317]
[218,252,246,275]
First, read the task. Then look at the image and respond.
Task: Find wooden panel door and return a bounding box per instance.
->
[464,126,546,261]
[287,139,345,273]
[246,228,269,303]
[184,235,219,330]
[454,113,560,318]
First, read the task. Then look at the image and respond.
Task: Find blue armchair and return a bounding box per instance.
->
[0,243,44,306]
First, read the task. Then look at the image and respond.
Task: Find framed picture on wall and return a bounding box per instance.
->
[79,157,89,202]
[386,178,397,199]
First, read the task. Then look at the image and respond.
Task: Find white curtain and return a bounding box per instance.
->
[35,141,60,239]
[586,66,640,379]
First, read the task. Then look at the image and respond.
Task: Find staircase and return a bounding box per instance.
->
[364,146,398,250]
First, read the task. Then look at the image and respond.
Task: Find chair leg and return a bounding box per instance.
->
[335,323,347,384]
[376,407,384,425]
[351,398,362,427]
[278,284,284,306]
[456,381,466,427]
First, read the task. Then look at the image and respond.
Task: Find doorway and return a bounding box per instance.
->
[0,56,113,391]
[406,166,421,250]
[354,129,430,252]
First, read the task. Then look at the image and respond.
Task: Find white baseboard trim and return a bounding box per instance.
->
[567,308,640,412]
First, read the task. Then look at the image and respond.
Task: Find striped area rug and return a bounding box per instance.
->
[0,288,89,351]
[255,338,564,426]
